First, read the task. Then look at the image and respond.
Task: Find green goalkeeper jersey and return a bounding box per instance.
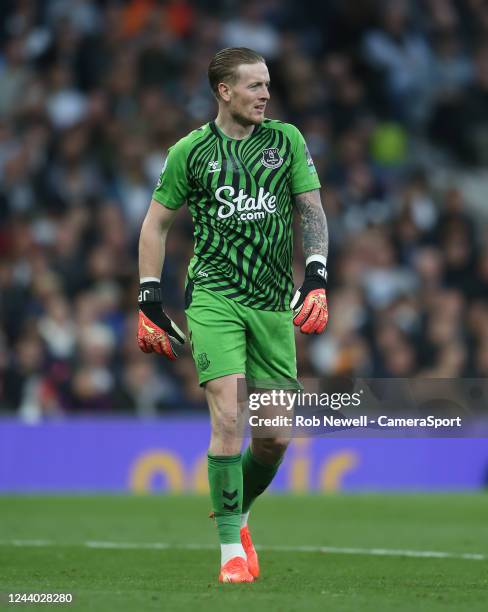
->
[152,119,321,311]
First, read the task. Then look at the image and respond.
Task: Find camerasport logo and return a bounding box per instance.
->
[215,185,277,221]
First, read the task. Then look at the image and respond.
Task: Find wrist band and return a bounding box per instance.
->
[305,254,327,268]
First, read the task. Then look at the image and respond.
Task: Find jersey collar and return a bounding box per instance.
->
[210,121,262,141]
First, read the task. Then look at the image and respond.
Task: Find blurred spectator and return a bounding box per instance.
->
[222,2,281,59]
[362,0,433,126]
[0,37,33,118]
[37,293,76,360]
[429,43,488,164]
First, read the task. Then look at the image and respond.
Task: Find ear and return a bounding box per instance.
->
[217,82,231,102]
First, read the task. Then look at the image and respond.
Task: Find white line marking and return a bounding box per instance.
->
[10,539,52,547]
[86,541,170,550]
[0,539,486,561]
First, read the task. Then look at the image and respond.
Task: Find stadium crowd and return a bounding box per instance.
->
[1,0,488,420]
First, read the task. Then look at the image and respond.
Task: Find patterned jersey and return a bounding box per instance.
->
[152,119,320,311]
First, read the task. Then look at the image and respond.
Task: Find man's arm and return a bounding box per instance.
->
[291,189,329,334]
[137,199,186,359]
[139,198,177,279]
[294,189,329,263]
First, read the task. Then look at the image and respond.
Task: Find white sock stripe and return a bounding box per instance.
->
[221,542,246,565]
[240,512,250,528]
[140,277,160,284]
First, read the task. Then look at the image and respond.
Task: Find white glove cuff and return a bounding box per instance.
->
[305,254,327,268]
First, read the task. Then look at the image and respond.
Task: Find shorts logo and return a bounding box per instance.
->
[197,352,210,371]
[261,148,283,169]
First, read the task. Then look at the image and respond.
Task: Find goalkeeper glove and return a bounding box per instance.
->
[137,281,186,360]
[290,259,328,334]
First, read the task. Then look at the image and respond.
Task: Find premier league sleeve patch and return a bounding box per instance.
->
[304,142,317,173]
[156,156,168,187]
[261,147,284,169]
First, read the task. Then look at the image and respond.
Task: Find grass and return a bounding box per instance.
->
[1,494,487,611]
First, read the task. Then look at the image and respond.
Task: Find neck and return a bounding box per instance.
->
[215,111,255,140]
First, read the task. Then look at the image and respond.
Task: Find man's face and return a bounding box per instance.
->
[221,62,270,126]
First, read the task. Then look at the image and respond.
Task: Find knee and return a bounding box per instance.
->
[206,378,244,439]
[213,408,240,438]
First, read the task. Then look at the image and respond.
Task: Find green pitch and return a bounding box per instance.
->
[1,494,487,611]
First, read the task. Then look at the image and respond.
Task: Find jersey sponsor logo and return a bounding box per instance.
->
[261,147,283,169]
[208,160,221,173]
[215,185,277,221]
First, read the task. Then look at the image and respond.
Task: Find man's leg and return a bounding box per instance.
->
[185,285,252,582]
[242,387,294,523]
[242,437,290,521]
[242,305,299,576]
[239,436,290,579]
[205,373,253,583]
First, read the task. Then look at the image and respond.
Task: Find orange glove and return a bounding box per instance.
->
[137,282,186,360]
[290,261,328,334]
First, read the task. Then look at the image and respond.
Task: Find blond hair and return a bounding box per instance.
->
[208,47,265,98]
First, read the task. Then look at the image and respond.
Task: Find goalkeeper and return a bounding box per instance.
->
[137,47,329,583]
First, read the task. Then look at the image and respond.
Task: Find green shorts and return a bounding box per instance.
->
[185,283,298,389]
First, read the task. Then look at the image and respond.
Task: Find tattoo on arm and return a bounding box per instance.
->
[294,189,329,261]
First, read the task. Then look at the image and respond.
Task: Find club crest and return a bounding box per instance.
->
[261,148,283,169]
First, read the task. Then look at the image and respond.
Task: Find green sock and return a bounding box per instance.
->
[208,453,243,544]
[242,445,282,513]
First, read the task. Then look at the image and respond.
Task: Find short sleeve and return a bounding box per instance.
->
[152,139,190,209]
[288,125,321,195]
